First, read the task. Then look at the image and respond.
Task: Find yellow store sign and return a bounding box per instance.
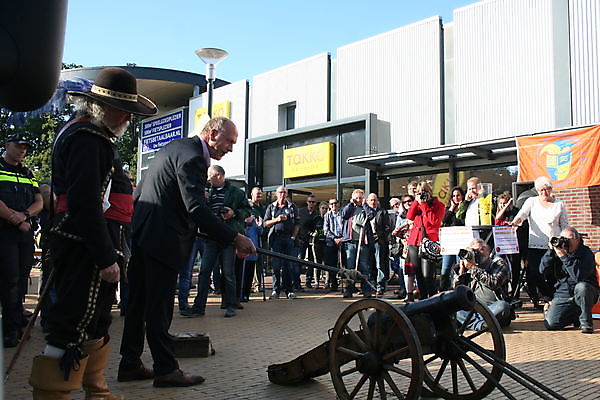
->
[283,142,335,179]
[194,101,231,129]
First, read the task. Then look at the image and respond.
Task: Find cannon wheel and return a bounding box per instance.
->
[329,298,424,400]
[422,299,506,400]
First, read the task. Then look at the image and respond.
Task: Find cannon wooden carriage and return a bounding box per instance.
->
[259,248,566,400]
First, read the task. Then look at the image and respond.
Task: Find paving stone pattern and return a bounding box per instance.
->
[3,290,599,399]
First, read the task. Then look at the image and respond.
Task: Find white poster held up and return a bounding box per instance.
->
[492,226,520,255]
[439,227,478,255]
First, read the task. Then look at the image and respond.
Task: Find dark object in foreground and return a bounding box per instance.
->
[266,282,566,400]
[171,332,215,358]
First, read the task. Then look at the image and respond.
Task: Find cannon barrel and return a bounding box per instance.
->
[400,285,475,317]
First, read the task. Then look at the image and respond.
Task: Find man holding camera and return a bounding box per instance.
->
[264,186,300,299]
[541,227,598,334]
[455,238,512,330]
[181,164,250,318]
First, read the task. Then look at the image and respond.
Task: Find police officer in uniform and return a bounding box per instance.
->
[0,133,42,348]
[28,67,157,400]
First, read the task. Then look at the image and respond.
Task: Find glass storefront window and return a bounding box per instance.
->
[458,166,518,196]
[262,146,283,187]
[382,165,518,206]
[340,182,366,204]
[341,129,366,178]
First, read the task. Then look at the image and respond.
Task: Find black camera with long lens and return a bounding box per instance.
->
[419,192,430,202]
[550,236,569,250]
[458,248,481,264]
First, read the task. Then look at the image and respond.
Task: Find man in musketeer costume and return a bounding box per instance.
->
[29,67,157,400]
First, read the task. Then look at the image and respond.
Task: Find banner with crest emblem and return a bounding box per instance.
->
[516,125,600,190]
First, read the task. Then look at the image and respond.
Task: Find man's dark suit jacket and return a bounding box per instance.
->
[132,136,237,271]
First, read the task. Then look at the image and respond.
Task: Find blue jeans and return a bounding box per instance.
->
[271,236,296,294]
[390,257,406,291]
[292,240,307,289]
[345,241,374,295]
[545,282,599,329]
[440,254,458,291]
[193,240,237,311]
[456,300,512,330]
[374,242,389,291]
[441,254,458,276]
[178,238,204,309]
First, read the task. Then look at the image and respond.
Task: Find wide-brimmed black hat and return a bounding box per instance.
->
[5,133,32,147]
[68,67,157,116]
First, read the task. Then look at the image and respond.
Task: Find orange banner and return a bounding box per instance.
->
[517,125,600,190]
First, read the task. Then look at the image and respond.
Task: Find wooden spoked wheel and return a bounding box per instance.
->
[329,299,424,400]
[422,300,506,400]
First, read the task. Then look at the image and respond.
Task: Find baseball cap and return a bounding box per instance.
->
[5,133,32,147]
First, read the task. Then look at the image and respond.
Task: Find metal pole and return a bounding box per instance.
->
[207,78,214,118]
[206,63,216,118]
[256,248,375,291]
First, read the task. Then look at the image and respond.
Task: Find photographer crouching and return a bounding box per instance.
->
[455,238,512,330]
[541,227,599,334]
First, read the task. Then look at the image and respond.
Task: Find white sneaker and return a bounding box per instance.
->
[287,292,297,300]
[269,291,279,299]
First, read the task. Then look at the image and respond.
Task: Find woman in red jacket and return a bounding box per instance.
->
[406,181,446,299]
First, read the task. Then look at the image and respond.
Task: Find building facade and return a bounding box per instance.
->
[180,0,600,229]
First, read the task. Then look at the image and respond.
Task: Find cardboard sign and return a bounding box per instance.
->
[439,227,478,255]
[492,226,520,255]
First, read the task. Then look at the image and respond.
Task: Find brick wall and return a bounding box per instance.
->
[554,185,600,251]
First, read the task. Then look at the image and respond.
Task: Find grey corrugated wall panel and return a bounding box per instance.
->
[249,53,329,138]
[453,0,571,143]
[335,17,443,153]
[570,0,600,125]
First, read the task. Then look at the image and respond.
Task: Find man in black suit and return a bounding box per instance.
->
[118,117,255,388]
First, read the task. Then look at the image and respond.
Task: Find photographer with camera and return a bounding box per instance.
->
[406,182,445,299]
[455,238,512,330]
[541,227,598,334]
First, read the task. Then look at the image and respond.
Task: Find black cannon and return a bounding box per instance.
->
[259,249,566,400]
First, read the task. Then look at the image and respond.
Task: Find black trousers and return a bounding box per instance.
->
[241,259,257,299]
[120,243,179,376]
[408,245,438,299]
[45,238,116,348]
[0,227,34,339]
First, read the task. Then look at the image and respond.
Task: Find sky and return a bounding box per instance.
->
[63,0,476,83]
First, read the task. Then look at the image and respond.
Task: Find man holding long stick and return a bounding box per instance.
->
[28,67,157,400]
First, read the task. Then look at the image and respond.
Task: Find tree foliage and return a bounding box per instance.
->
[0,62,140,182]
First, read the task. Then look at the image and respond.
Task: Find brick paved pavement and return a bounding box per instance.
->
[3,289,599,399]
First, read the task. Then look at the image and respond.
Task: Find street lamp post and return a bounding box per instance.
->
[195,47,228,118]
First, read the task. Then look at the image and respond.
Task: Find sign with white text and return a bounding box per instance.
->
[141,109,185,152]
[439,227,478,255]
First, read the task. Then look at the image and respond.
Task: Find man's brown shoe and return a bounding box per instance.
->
[153,369,205,387]
[117,362,154,382]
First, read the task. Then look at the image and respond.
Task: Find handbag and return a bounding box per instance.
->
[418,221,441,262]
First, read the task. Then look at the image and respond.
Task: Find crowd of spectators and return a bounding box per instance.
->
[174,174,597,335]
[3,146,600,353]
